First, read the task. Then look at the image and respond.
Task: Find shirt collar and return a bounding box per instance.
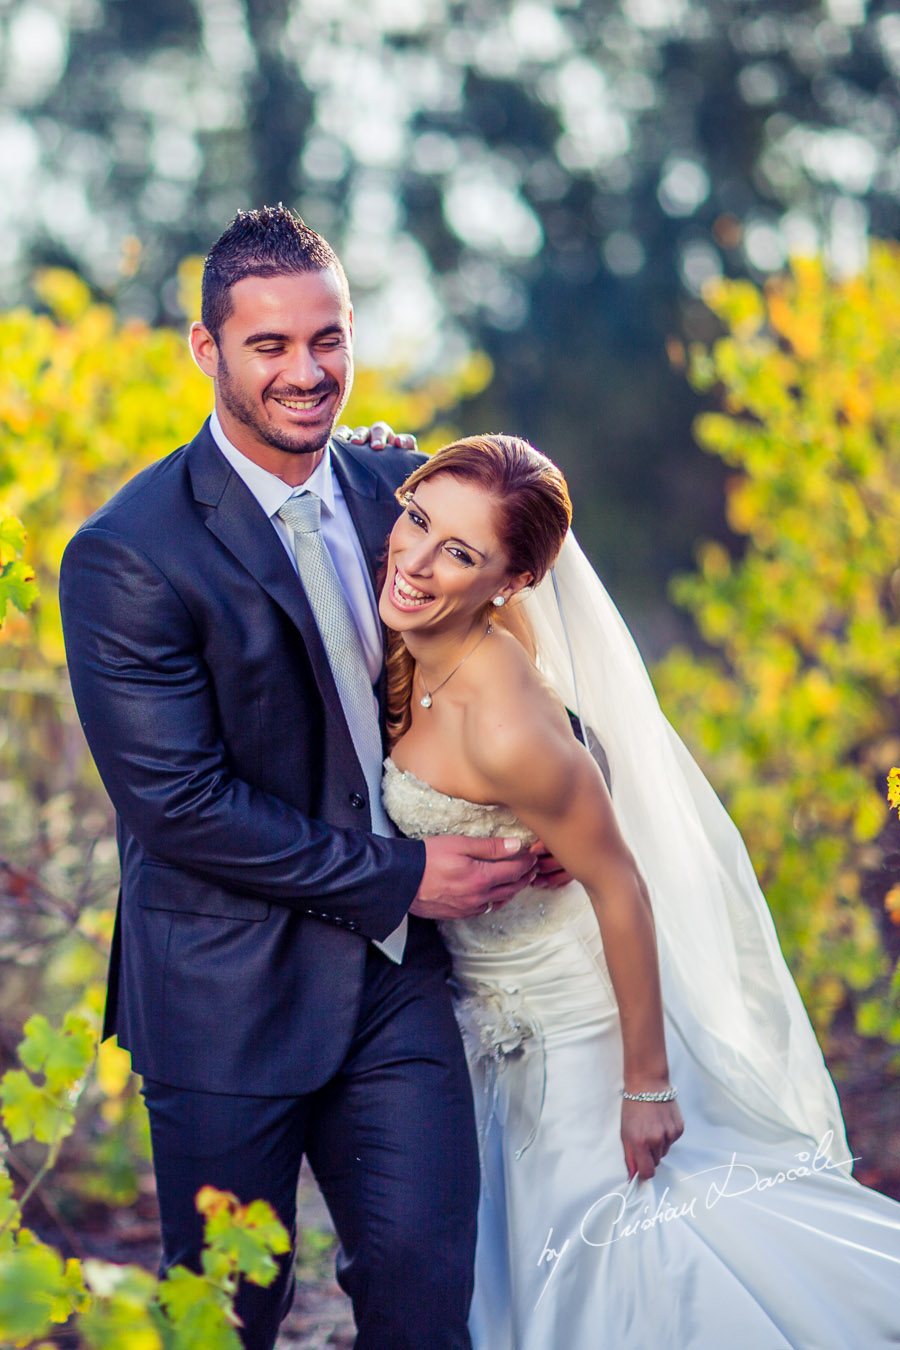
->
[298,443,336,517]
[209,408,336,520]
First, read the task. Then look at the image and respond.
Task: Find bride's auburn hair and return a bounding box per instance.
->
[385,434,572,743]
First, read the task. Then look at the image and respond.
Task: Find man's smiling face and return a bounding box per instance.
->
[193,267,354,477]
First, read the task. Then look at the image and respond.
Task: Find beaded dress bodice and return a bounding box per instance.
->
[382,757,592,956]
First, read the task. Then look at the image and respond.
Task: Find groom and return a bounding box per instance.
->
[59,205,538,1349]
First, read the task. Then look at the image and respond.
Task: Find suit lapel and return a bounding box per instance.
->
[186,424,350,735]
[330,439,406,731]
[329,438,403,589]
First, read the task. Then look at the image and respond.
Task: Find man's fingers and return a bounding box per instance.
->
[481,879,534,908]
[485,858,539,893]
[468,838,538,894]
[487,859,539,891]
[481,857,538,886]
[332,422,417,451]
[465,835,527,859]
[334,422,369,443]
[414,834,538,918]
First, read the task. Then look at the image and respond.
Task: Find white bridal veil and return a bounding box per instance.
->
[523,532,850,1168]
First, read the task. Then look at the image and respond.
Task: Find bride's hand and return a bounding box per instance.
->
[528,838,574,889]
[622,1099,684,1181]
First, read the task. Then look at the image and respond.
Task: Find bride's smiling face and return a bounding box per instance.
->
[379,472,530,635]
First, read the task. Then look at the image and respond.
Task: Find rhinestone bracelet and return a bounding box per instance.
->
[619,1086,678,1102]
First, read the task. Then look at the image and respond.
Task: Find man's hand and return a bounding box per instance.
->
[333,421,418,452]
[410,835,538,921]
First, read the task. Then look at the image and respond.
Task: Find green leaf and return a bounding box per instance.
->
[0,1238,65,1344]
[49,1256,89,1322]
[79,1260,163,1350]
[0,1069,73,1145]
[0,1014,97,1145]
[0,560,37,621]
[0,1168,20,1246]
[18,1013,96,1094]
[157,1267,242,1350]
[78,1304,164,1350]
[0,514,27,561]
[197,1188,290,1288]
[82,1259,157,1304]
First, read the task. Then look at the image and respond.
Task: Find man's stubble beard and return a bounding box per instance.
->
[216,353,347,458]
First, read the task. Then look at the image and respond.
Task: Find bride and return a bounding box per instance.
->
[377,434,900,1349]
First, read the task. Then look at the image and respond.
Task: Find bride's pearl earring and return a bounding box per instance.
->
[492,595,506,607]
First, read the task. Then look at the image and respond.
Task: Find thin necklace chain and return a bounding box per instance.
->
[418,619,494,709]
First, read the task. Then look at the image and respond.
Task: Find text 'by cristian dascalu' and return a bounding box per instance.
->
[534,1131,858,1308]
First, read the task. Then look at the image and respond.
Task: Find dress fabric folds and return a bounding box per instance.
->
[383,759,900,1350]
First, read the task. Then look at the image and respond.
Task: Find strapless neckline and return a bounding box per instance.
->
[381,755,595,955]
[383,756,503,812]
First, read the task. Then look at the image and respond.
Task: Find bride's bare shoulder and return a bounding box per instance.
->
[464,627,575,786]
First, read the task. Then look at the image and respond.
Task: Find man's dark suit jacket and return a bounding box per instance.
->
[60,422,428,1097]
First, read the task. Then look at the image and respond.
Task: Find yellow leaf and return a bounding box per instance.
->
[96,1037,133,1099]
[885,885,900,927]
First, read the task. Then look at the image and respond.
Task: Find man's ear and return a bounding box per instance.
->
[190,322,219,379]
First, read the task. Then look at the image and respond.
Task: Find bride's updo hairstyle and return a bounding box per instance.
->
[385,434,572,742]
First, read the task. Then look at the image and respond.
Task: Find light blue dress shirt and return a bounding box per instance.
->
[210,409,384,684]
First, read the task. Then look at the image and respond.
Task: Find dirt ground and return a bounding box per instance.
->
[276,1162,354,1350]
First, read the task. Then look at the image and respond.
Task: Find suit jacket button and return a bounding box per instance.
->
[349,792,365,809]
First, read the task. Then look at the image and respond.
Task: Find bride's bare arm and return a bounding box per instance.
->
[466,661,683,1179]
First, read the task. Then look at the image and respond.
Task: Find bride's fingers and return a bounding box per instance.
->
[624,1132,658,1179]
[623,1116,681,1176]
[528,840,574,888]
[634,1149,656,1180]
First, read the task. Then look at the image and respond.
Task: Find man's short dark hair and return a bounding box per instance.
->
[201,204,349,343]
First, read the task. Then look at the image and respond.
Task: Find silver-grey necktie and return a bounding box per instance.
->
[278,491,406,962]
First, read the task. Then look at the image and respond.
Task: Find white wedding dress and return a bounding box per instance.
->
[383,759,900,1349]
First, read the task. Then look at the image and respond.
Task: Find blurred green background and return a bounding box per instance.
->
[3,0,898,641]
[0,2,899,1338]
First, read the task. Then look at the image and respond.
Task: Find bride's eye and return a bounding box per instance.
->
[406,508,428,531]
[446,546,475,566]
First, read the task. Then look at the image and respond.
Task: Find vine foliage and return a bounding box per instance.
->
[656,244,900,1050]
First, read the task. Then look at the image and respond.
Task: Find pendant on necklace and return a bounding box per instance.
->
[417,618,492,712]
